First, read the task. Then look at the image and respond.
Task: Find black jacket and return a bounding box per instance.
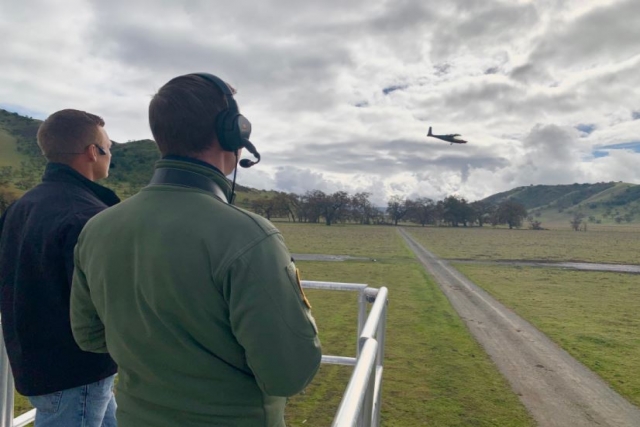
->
[0,163,119,395]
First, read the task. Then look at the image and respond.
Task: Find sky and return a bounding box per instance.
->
[1,0,640,204]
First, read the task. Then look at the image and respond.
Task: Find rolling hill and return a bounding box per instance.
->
[482,182,640,226]
[0,109,275,206]
[1,108,639,225]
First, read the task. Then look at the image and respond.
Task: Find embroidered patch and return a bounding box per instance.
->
[295,267,312,309]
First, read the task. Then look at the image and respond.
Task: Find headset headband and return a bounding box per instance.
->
[193,72,239,113]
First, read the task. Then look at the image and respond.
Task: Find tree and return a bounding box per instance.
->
[569,212,586,231]
[351,192,376,225]
[301,190,350,226]
[470,201,493,227]
[323,191,351,226]
[406,197,435,226]
[273,192,299,222]
[496,199,527,229]
[442,196,474,227]
[386,196,408,226]
[301,190,325,223]
[527,215,543,230]
[250,197,277,220]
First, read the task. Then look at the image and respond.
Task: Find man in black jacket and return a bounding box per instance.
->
[0,109,119,426]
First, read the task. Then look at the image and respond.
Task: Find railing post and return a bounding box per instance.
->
[357,289,367,357]
[0,320,15,427]
[332,339,378,427]
[359,359,376,427]
[372,299,388,427]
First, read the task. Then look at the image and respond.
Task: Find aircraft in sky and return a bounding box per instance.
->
[427,127,468,145]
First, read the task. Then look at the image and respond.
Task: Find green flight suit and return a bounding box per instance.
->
[71,159,322,427]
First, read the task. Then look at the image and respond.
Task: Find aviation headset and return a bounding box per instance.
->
[193,72,260,168]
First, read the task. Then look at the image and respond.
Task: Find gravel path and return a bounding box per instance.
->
[398,228,640,427]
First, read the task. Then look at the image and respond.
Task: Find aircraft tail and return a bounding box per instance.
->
[428,126,433,136]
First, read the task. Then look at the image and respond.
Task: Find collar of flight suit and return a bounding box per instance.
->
[152,158,235,204]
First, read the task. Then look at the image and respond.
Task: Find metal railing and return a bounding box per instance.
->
[0,281,388,427]
[0,327,35,427]
[302,281,388,427]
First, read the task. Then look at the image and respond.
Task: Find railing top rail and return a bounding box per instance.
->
[332,338,379,427]
[302,281,369,292]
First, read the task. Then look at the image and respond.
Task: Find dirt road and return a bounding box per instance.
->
[398,228,640,427]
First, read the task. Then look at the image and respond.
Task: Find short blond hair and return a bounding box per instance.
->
[37,109,105,162]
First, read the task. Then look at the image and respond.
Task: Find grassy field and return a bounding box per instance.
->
[404,225,640,264]
[452,264,640,407]
[10,223,536,426]
[278,223,534,426]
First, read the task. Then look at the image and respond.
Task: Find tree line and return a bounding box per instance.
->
[246,191,529,228]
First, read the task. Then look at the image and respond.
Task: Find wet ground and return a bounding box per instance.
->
[291,253,373,262]
[451,260,640,274]
[291,253,640,274]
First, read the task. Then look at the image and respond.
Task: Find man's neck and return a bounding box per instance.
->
[60,159,96,182]
[191,146,234,176]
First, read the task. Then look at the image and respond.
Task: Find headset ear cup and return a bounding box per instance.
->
[215,110,236,152]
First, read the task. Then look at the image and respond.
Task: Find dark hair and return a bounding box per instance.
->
[37,109,105,162]
[149,74,233,156]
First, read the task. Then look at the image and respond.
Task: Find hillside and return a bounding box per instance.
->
[2,108,639,224]
[0,109,274,206]
[482,183,640,225]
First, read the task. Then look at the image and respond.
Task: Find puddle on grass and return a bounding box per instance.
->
[451,260,640,274]
[291,253,374,262]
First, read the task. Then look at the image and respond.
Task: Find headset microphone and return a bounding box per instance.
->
[239,139,261,168]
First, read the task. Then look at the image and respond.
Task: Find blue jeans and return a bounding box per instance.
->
[28,375,117,427]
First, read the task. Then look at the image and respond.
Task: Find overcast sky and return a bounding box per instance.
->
[2,0,639,204]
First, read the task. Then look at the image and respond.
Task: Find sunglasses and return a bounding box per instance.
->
[94,144,108,155]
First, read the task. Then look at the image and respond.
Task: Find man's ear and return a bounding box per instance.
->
[86,145,99,163]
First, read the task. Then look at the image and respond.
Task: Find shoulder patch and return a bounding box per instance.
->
[295,267,312,309]
[286,262,312,309]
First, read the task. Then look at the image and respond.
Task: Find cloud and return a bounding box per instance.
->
[1,0,639,205]
[527,0,640,70]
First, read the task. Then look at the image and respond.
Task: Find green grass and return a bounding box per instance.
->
[9,224,536,426]
[0,128,27,166]
[452,264,640,407]
[278,223,407,259]
[14,394,31,418]
[405,226,640,264]
[278,225,534,426]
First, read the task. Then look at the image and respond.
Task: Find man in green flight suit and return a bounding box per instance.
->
[70,73,322,427]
